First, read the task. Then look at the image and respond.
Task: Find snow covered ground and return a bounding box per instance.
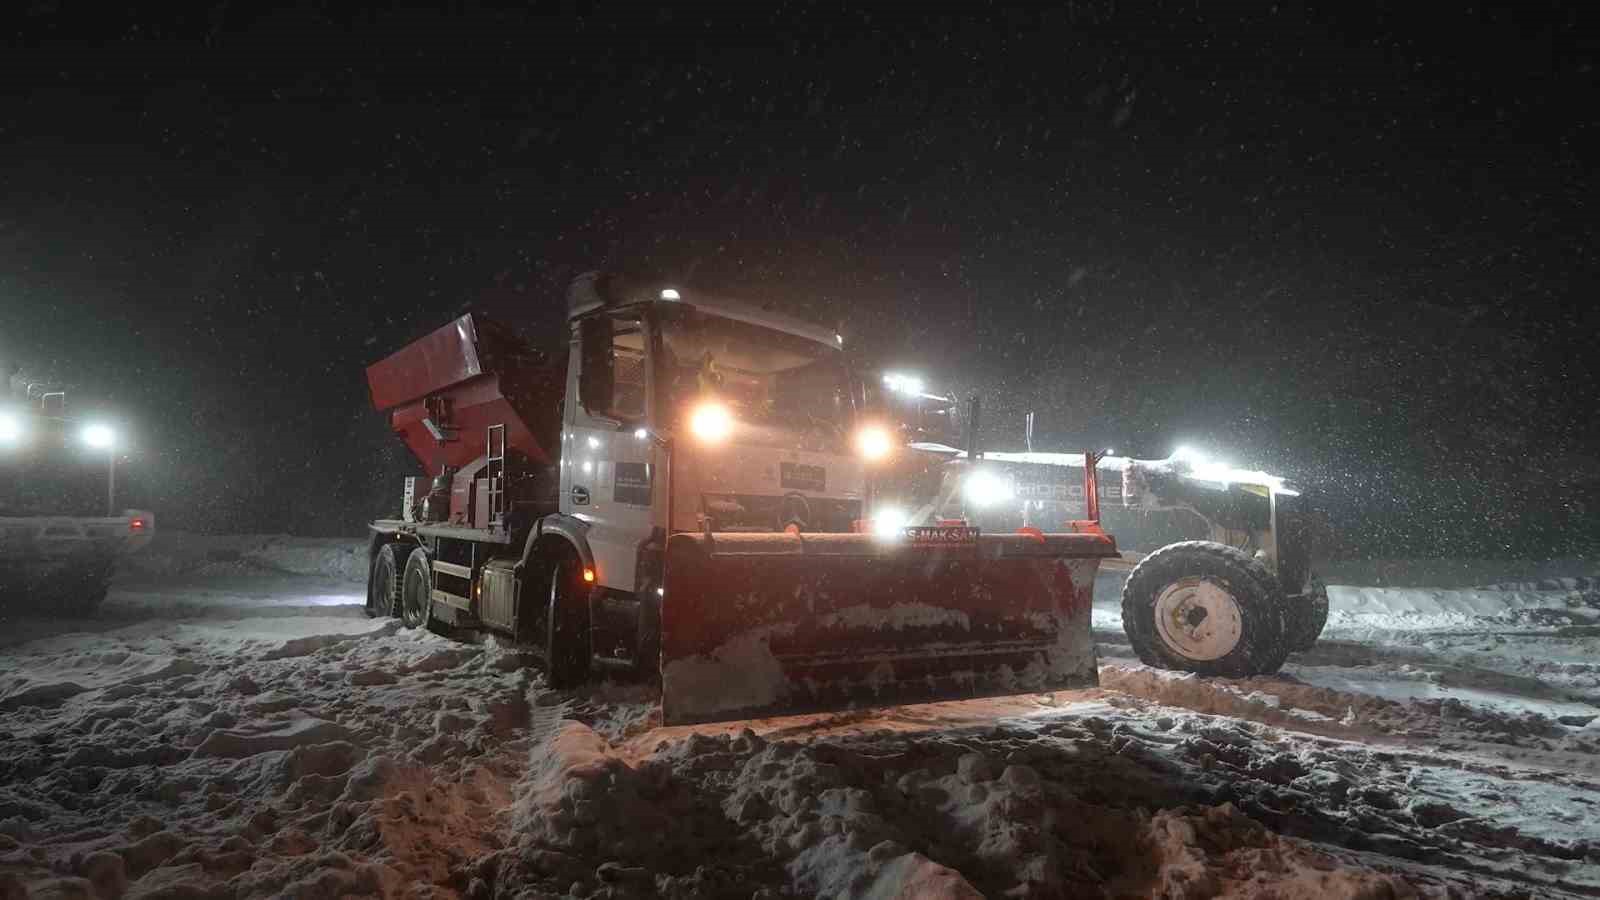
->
[1,536,1596,898]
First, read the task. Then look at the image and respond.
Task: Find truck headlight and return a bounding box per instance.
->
[80,423,117,449]
[963,470,1013,507]
[855,425,893,461]
[0,413,23,443]
[688,402,733,443]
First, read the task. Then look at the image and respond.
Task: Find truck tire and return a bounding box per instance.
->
[544,547,591,689]
[368,544,406,619]
[1286,577,1329,652]
[1121,541,1291,677]
[400,549,432,629]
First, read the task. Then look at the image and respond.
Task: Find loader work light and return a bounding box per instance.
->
[870,506,910,540]
[688,402,733,443]
[963,469,1014,507]
[855,424,894,461]
[0,412,23,443]
[80,423,117,449]
[882,372,924,395]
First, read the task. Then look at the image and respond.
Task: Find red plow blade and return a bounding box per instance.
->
[659,531,1117,724]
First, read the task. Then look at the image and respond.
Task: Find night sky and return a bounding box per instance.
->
[2,2,1595,557]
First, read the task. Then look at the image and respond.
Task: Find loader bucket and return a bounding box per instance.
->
[659,530,1118,724]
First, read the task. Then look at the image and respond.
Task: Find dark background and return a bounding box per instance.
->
[2,2,1595,558]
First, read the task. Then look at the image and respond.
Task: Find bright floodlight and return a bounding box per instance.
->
[81,423,117,449]
[688,402,733,443]
[871,506,910,540]
[855,425,893,461]
[0,413,22,443]
[660,288,681,300]
[882,372,925,396]
[963,469,1014,507]
[634,427,649,440]
[1171,445,1202,464]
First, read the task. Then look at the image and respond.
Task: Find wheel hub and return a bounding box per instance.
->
[1153,576,1244,661]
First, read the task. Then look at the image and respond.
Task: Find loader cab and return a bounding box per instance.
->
[866,372,959,447]
[560,276,874,596]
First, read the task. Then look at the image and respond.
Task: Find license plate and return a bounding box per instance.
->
[905,525,980,545]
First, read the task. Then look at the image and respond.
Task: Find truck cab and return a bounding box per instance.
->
[560,274,875,599]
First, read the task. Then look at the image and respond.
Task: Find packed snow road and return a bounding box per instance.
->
[0,537,1596,899]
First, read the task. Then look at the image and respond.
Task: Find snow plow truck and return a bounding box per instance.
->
[866,378,1328,677]
[363,273,1119,724]
[0,373,153,616]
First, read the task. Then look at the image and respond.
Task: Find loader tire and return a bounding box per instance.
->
[1122,541,1291,677]
[1286,577,1329,652]
[543,548,591,689]
[56,575,111,618]
[49,559,116,618]
[400,549,432,629]
[368,544,406,619]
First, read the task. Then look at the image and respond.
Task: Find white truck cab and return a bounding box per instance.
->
[561,276,872,598]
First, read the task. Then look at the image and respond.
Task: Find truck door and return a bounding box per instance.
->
[563,312,657,592]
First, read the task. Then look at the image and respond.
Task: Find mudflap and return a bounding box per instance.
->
[659,531,1118,725]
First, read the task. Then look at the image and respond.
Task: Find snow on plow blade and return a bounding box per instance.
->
[659,531,1118,725]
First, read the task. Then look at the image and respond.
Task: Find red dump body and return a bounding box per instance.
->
[365,314,563,475]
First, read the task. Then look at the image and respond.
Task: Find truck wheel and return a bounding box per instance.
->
[400,549,432,629]
[1121,541,1291,677]
[544,548,591,688]
[1287,577,1329,652]
[368,544,406,619]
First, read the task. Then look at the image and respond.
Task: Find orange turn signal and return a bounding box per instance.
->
[582,567,596,583]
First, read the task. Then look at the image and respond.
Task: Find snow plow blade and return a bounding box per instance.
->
[659,531,1118,725]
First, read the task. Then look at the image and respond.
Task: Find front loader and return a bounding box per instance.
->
[364,274,1117,724]
[866,376,1327,678]
[0,377,153,617]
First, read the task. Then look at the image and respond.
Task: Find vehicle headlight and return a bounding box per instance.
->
[687,403,733,443]
[855,424,893,461]
[80,423,117,449]
[0,413,23,443]
[962,469,1013,507]
[870,506,909,540]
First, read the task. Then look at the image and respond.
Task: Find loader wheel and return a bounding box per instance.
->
[1122,541,1291,677]
[400,549,432,629]
[543,548,591,689]
[1286,577,1329,652]
[368,544,406,619]
[56,572,113,618]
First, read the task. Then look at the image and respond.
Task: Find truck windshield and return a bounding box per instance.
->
[656,307,851,450]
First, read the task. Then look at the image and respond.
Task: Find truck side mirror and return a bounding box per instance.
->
[578,317,614,413]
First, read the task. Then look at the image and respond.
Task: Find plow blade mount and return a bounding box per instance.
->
[659,531,1118,724]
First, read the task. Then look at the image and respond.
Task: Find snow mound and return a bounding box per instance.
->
[192,716,357,759]
[492,715,1442,898]
[130,531,368,582]
[259,620,402,660]
[0,651,206,711]
[1326,583,1600,633]
[1478,575,1600,594]
[1316,557,1599,589]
